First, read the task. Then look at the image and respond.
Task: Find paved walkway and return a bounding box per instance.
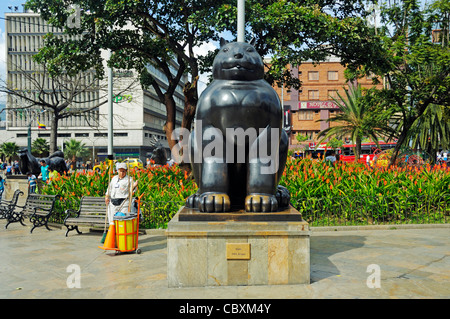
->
[0,219,449,299]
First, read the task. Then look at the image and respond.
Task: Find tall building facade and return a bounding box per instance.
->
[4,11,185,162]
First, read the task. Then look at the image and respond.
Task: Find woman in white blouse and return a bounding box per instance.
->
[105,162,138,225]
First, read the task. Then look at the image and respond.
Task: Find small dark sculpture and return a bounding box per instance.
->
[149,136,168,165]
[18,148,68,176]
[185,40,290,213]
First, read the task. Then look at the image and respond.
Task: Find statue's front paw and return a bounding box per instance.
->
[276,185,290,209]
[198,192,231,212]
[185,193,201,209]
[245,194,278,212]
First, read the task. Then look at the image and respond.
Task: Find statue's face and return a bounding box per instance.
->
[212,42,264,81]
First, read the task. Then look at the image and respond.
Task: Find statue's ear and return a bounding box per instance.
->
[220,37,228,47]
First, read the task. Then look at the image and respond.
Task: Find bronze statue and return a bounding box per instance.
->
[185,40,290,213]
[18,148,68,176]
[149,136,168,165]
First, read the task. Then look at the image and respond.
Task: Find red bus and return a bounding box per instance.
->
[302,141,397,163]
[339,142,397,163]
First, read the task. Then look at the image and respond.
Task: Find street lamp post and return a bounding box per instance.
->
[27,122,31,153]
[237,0,245,42]
[107,49,114,161]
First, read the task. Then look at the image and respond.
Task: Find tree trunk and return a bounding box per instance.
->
[50,113,59,154]
[355,136,362,163]
[181,76,198,132]
[163,93,177,153]
[178,76,199,173]
[388,122,410,167]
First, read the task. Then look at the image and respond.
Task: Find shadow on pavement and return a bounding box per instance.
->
[310,235,366,283]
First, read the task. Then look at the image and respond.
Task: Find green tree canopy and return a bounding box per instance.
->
[346,0,450,166]
[24,0,386,155]
[208,0,388,89]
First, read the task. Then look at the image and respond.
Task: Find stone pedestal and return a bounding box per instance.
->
[166,206,310,287]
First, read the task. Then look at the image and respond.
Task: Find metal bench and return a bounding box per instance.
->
[64,196,108,237]
[5,193,61,233]
[0,189,24,219]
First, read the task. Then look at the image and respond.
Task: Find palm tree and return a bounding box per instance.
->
[31,138,50,157]
[63,139,90,163]
[316,84,386,162]
[1,142,19,163]
[409,104,450,162]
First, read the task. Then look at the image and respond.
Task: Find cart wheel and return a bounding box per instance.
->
[136,249,141,254]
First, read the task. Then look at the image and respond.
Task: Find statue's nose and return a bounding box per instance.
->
[234,53,243,59]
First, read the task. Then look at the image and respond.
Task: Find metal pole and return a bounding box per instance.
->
[107,50,114,160]
[27,123,31,153]
[26,109,32,153]
[237,0,245,42]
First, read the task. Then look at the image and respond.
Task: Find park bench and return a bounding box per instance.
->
[64,196,108,237]
[5,193,61,233]
[0,189,24,219]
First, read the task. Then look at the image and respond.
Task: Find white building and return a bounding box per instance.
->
[3,11,185,162]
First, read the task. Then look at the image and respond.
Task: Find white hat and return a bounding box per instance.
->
[116,162,128,170]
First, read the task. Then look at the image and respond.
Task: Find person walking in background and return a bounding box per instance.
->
[0,176,6,201]
[38,160,49,184]
[48,167,58,184]
[5,163,12,176]
[14,161,20,175]
[27,172,37,194]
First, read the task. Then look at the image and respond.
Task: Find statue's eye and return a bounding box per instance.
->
[223,48,229,53]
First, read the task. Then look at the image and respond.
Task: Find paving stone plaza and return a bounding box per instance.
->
[1,220,448,299]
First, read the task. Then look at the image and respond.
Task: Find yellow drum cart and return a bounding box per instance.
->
[114,214,140,254]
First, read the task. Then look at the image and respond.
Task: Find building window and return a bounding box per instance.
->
[57,133,71,137]
[308,71,319,81]
[114,132,128,137]
[328,71,338,81]
[298,111,314,120]
[328,90,339,100]
[308,90,319,100]
[298,131,318,140]
[75,133,89,137]
[94,133,107,137]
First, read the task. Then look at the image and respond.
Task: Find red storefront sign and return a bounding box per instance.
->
[299,101,339,109]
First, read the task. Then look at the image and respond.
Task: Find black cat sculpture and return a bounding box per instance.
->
[185,40,290,213]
